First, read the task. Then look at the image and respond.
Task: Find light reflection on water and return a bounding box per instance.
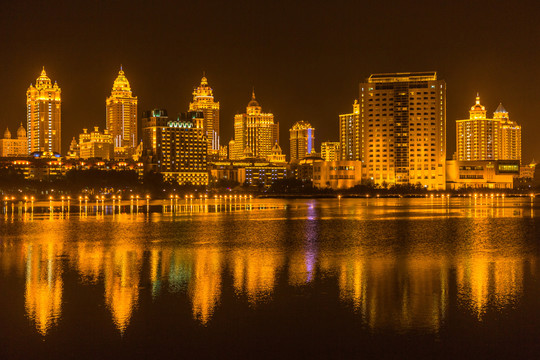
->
[0,198,538,339]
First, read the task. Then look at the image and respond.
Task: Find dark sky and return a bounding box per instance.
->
[1,0,539,161]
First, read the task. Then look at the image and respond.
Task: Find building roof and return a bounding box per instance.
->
[247,89,260,108]
[368,72,437,83]
[3,127,11,139]
[494,103,508,113]
[16,123,26,138]
[291,120,314,130]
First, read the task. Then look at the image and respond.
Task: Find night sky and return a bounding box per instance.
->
[1,0,538,161]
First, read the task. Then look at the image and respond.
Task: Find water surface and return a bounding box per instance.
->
[1,198,539,358]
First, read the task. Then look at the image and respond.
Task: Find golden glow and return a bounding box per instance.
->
[190,247,222,325]
[231,249,283,304]
[103,244,142,334]
[24,237,63,336]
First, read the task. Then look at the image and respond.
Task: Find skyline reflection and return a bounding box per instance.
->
[0,198,538,336]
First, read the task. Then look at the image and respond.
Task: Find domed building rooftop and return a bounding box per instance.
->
[35,67,52,88]
[271,142,282,153]
[111,66,132,93]
[247,89,260,108]
[3,127,11,139]
[470,94,485,112]
[16,123,26,138]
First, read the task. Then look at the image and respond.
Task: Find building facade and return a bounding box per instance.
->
[446,160,519,189]
[495,104,521,162]
[231,91,279,160]
[141,109,169,171]
[457,97,522,163]
[78,127,114,160]
[1,124,27,157]
[106,67,138,158]
[339,100,360,160]
[313,160,363,189]
[321,141,340,161]
[360,72,446,189]
[160,111,208,185]
[289,120,315,162]
[26,68,61,154]
[456,95,500,161]
[189,76,220,157]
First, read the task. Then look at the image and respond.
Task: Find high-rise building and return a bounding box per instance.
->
[456,95,501,161]
[26,68,61,154]
[231,90,279,160]
[321,141,340,161]
[495,103,521,162]
[339,100,360,160]
[0,124,27,157]
[360,72,446,189]
[78,127,114,160]
[189,75,220,157]
[156,110,208,185]
[141,109,169,171]
[289,120,315,162]
[456,97,522,163]
[106,67,138,158]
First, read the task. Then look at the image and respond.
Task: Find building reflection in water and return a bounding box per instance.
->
[190,247,222,325]
[455,217,526,318]
[231,248,283,304]
[0,200,535,336]
[24,237,64,336]
[103,244,142,334]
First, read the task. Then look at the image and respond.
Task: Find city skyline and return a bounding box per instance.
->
[1,1,539,161]
[2,66,533,163]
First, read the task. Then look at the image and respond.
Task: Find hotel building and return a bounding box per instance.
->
[495,104,521,161]
[26,68,61,154]
[339,100,360,160]
[289,120,315,162]
[359,72,446,189]
[106,67,138,158]
[141,109,169,171]
[189,76,220,157]
[1,124,27,157]
[144,111,208,185]
[456,97,521,162]
[231,90,279,160]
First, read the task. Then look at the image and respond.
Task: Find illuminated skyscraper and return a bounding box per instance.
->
[321,141,340,161]
[189,75,220,157]
[26,68,61,154]
[495,103,521,162]
[141,109,169,171]
[360,72,446,189]
[231,90,279,160]
[456,95,500,161]
[289,120,315,162]
[339,100,360,160]
[457,97,522,163]
[106,67,138,158]
[160,111,208,185]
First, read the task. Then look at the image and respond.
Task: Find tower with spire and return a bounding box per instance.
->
[26,67,61,154]
[231,89,279,160]
[106,66,138,159]
[456,94,521,162]
[189,74,220,157]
